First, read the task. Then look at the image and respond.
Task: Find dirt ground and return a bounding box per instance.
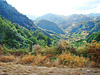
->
[0,62,100,75]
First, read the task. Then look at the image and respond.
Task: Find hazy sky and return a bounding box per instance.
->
[6,0,100,16]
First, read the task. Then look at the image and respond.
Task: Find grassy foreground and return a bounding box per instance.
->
[0,40,100,68]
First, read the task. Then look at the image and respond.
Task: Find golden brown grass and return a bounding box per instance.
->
[58,53,90,67]
[0,55,15,62]
[20,55,35,64]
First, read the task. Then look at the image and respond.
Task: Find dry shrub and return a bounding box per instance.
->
[0,55,15,62]
[57,40,67,53]
[57,40,76,54]
[87,42,100,67]
[33,54,59,67]
[0,45,4,55]
[33,54,47,65]
[21,55,35,64]
[43,46,58,55]
[76,46,88,57]
[33,44,43,52]
[87,42,100,63]
[57,53,90,67]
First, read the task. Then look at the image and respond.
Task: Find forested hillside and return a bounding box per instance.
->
[36,19,65,34]
[0,17,54,48]
[70,20,100,35]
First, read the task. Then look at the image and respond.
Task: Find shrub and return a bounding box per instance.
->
[87,41,100,63]
[0,45,4,55]
[57,40,67,53]
[33,44,43,52]
[76,45,88,57]
[7,49,29,56]
[57,40,76,54]
[33,54,47,66]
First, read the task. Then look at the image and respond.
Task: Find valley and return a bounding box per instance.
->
[0,0,100,75]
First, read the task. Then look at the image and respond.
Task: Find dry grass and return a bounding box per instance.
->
[57,53,90,67]
[0,55,15,62]
[33,54,48,65]
[20,55,35,64]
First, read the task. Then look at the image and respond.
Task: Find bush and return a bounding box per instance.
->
[57,40,76,54]
[0,45,4,55]
[87,41,100,63]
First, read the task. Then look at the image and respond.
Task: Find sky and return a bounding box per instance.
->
[6,0,100,16]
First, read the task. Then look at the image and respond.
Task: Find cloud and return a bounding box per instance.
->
[6,0,100,16]
[74,0,100,11]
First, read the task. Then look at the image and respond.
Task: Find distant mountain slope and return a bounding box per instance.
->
[70,20,100,35]
[36,13,66,24]
[0,0,37,30]
[87,13,100,18]
[36,19,65,34]
[36,13,93,30]
[27,15,37,20]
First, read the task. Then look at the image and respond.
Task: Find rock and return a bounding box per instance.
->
[23,73,28,75]
[86,69,91,72]
[29,73,38,75]
[2,69,7,72]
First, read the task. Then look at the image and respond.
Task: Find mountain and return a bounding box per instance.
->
[27,15,37,20]
[36,13,93,30]
[94,16,100,20]
[36,19,65,34]
[87,13,100,18]
[0,0,38,30]
[69,20,100,35]
[36,13,66,24]
[0,0,61,38]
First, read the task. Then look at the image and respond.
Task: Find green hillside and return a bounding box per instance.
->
[86,31,100,43]
[0,17,55,48]
[70,20,100,35]
[36,19,65,34]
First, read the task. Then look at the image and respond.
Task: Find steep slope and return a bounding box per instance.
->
[36,19,65,34]
[0,17,56,48]
[0,0,61,37]
[0,16,29,48]
[86,31,100,43]
[0,0,37,30]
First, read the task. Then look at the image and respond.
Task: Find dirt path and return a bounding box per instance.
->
[0,62,100,75]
